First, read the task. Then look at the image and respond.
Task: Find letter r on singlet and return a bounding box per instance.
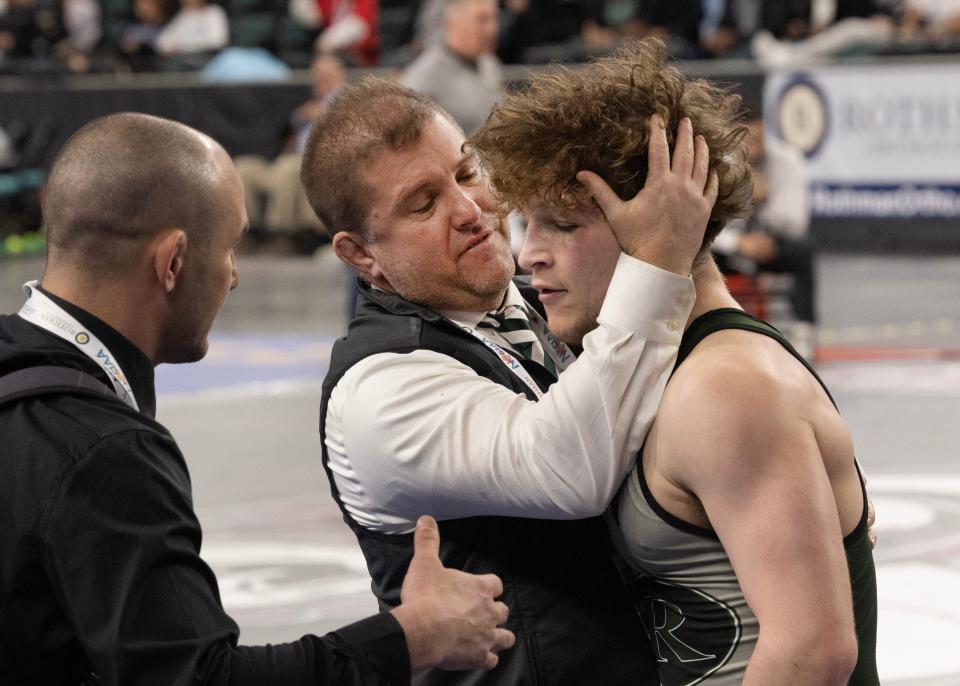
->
[651,599,717,664]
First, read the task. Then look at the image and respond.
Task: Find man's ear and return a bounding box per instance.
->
[332,230,387,287]
[153,229,188,293]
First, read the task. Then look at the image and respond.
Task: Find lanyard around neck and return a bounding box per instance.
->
[522,305,576,374]
[452,303,577,400]
[17,281,140,411]
[456,321,546,399]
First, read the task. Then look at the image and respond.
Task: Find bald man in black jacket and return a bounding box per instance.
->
[0,112,513,686]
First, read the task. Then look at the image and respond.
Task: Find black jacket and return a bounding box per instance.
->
[0,289,408,686]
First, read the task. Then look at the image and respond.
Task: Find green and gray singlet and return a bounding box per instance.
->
[608,309,879,686]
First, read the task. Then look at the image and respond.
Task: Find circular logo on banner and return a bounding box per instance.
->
[775,75,830,158]
[75,332,90,345]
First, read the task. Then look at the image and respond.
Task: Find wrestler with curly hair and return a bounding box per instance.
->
[470,39,879,686]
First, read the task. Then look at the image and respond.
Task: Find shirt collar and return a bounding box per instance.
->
[440,281,528,331]
[37,286,157,418]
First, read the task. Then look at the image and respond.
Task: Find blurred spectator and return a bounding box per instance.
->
[751,0,896,67]
[497,0,613,64]
[155,0,228,56]
[402,0,501,134]
[713,117,818,354]
[54,0,101,72]
[0,0,55,59]
[234,53,345,248]
[292,0,379,65]
[701,0,762,58]
[699,0,740,57]
[413,0,444,48]
[622,0,704,58]
[901,0,960,40]
[289,53,344,150]
[119,0,175,70]
[0,124,16,169]
[60,0,100,53]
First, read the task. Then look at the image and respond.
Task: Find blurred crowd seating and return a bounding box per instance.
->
[2,0,960,263]
[1,0,960,76]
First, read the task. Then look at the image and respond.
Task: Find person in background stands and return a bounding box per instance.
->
[402,0,501,134]
[235,53,346,248]
[53,0,102,72]
[711,116,818,357]
[314,0,380,66]
[496,0,615,64]
[901,0,960,41]
[155,0,228,57]
[119,0,176,71]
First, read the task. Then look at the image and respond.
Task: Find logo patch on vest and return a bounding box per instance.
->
[638,579,741,685]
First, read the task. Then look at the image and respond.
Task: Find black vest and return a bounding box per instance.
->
[319,280,656,685]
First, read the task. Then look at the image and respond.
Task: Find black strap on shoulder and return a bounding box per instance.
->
[0,366,116,407]
[677,307,838,409]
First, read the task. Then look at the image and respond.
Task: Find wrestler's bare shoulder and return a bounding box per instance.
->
[663,326,820,419]
[649,324,859,524]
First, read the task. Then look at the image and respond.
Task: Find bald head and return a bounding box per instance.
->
[43,113,228,277]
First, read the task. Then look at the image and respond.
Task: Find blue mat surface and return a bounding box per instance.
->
[156,333,334,394]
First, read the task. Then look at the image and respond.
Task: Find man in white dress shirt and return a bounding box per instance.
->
[299,75,717,684]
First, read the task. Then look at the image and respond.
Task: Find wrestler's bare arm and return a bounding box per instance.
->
[657,351,858,686]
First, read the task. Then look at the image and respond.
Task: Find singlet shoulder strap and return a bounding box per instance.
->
[0,365,116,408]
[677,308,838,410]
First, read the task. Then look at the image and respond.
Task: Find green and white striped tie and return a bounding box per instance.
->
[478,306,557,377]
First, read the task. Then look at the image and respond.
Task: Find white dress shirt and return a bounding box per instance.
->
[325,254,695,533]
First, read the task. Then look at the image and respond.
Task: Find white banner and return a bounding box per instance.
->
[764,63,960,219]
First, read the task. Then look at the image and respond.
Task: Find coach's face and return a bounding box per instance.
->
[518,200,621,346]
[346,113,514,312]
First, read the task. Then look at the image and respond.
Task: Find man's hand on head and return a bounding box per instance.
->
[576,114,719,276]
[391,516,515,672]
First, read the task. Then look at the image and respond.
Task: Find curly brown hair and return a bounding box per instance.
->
[468,39,752,244]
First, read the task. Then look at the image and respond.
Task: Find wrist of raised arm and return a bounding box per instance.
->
[597,253,694,345]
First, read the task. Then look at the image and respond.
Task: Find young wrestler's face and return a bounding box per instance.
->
[350,113,514,312]
[518,200,621,346]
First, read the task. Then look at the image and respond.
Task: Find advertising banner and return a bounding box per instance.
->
[765,63,960,220]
